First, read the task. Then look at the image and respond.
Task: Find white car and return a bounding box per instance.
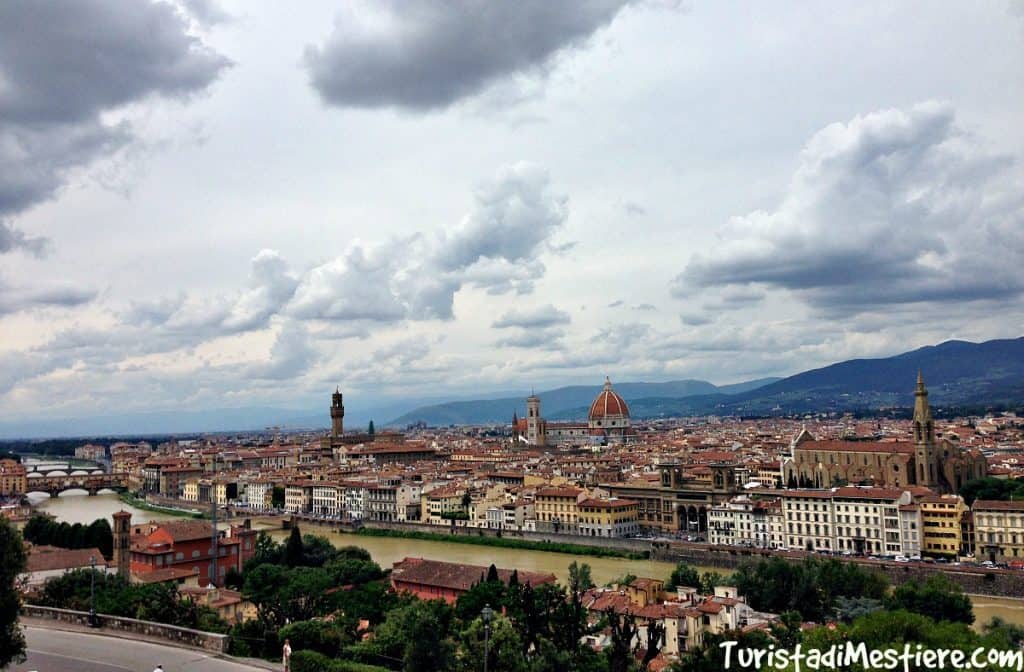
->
[894,555,909,563]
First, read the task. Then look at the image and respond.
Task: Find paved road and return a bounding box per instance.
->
[9,626,272,672]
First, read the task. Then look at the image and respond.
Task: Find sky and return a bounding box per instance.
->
[1,0,1023,425]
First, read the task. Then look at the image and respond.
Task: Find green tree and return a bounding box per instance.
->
[457,615,526,672]
[834,596,884,622]
[886,574,974,624]
[0,517,27,668]
[666,562,700,591]
[371,600,455,672]
[455,575,506,623]
[279,619,345,657]
[368,420,375,436]
[669,629,773,672]
[569,561,594,591]
[271,485,286,509]
[284,525,304,567]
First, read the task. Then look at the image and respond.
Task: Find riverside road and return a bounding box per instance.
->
[10,626,269,672]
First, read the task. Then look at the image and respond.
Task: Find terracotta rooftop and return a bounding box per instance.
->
[799,440,914,454]
[26,546,107,573]
[392,557,555,592]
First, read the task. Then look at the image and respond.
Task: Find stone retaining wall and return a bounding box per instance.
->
[23,605,229,653]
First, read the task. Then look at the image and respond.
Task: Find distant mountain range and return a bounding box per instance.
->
[389,337,1024,425]
[691,337,1024,416]
[386,378,782,427]
[2,337,1020,439]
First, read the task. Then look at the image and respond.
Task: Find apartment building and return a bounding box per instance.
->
[284,481,313,513]
[311,482,340,517]
[0,459,27,496]
[534,486,585,533]
[577,498,640,538]
[780,490,835,552]
[422,484,467,524]
[974,500,1024,563]
[366,484,398,521]
[342,482,368,520]
[244,479,275,511]
[707,496,778,548]
[919,495,967,558]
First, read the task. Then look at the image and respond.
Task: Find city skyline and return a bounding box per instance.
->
[2,1,1023,425]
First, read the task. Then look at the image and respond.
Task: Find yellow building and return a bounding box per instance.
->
[0,459,27,496]
[534,486,584,533]
[919,495,967,557]
[577,498,640,538]
[974,500,1024,563]
[421,484,467,524]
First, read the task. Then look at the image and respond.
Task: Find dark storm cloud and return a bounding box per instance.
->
[0,0,230,219]
[0,281,96,315]
[303,0,634,110]
[674,102,1024,313]
[180,0,232,27]
[0,221,50,256]
[492,304,571,329]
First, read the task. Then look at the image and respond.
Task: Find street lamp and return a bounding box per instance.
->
[481,603,494,672]
[89,554,97,628]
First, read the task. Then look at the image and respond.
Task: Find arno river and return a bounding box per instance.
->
[31,491,1024,629]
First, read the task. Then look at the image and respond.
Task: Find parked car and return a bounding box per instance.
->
[894,555,909,563]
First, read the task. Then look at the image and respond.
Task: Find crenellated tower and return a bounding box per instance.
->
[330,387,345,437]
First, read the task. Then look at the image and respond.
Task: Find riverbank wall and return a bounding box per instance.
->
[280,516,1024,599]
[651,543,1024,598]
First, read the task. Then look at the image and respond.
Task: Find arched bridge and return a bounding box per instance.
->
[26,472,128,496]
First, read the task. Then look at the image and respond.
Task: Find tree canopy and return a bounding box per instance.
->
[0,517,27,668]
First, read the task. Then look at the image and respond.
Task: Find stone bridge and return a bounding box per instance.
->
[25,472,128,496]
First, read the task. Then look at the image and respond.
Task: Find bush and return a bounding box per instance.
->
[290,650,391,672]
[279,619,344,658]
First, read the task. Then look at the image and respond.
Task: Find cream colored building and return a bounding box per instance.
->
[577,498,639,538]
[534,486,585,533]
[974,500,1024,563]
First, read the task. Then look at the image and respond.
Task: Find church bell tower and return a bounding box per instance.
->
[913,372,938,487]
[112,510,132,578]
[526,392,544,446]
[330,387,345,437]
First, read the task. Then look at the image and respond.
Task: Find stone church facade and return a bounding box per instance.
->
[783,374,987,494]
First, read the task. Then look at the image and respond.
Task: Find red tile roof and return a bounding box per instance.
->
[391,557,555,592]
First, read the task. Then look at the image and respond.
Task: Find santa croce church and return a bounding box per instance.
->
[783,373,987,494]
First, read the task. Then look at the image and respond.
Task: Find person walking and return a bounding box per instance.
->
[282,639,292,671]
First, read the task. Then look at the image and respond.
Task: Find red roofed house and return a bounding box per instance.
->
[391,557,555,604]
[126,517,257,587]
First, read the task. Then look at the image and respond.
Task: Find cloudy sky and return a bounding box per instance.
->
[1,0,1023,424]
